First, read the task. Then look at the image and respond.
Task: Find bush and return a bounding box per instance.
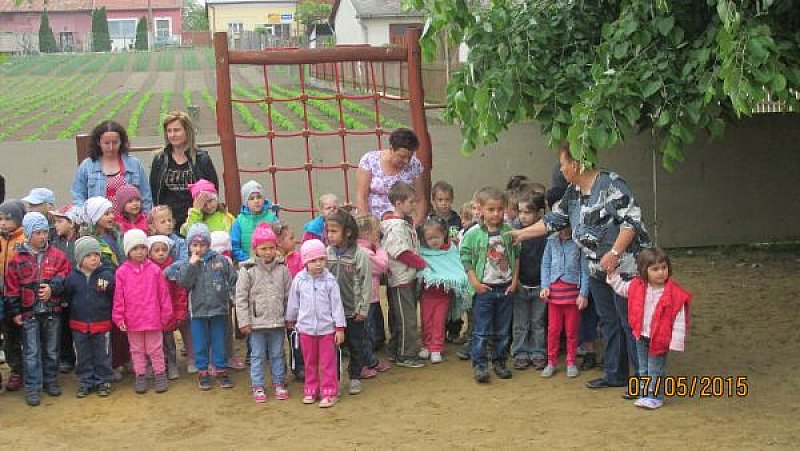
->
[135,17,148,50]
[38,10,58,53]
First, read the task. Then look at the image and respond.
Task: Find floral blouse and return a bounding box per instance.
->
[543,171,650,279]
[359,150,423,219]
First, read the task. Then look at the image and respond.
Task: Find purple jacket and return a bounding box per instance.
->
[113,259,173,332]
[285,268,346,336]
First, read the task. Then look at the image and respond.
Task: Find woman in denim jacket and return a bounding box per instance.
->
[71,120,152,212]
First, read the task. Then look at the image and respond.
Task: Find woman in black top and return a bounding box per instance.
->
[150,111,219,234]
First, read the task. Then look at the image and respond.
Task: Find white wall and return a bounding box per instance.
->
[333,0,364,44]
[363,18,422,46]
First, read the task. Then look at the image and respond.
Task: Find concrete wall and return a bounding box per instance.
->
[3,114,799,247]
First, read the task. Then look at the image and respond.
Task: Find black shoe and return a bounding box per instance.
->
[25,392,41,406]
[580,352,597,371]
[621,391,637,400]
[76,385,91,398]
[96,383,112,397]
[586,377,626,389]
[59,361,75,374]
[494,362,512,379]
[474,366,490,383]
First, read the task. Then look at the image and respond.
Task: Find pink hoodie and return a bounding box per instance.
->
[113,258,173,332]
[357,238,389,303]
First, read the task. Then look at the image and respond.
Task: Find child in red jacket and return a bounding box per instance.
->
[148,235,189,380]
[5,212,72,406]
[607,247,691,410]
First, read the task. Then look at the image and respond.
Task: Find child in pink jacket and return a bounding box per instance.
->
[356,215,391,377]
[113,229,173,395]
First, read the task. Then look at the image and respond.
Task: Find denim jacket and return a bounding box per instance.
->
[71,154,153,211]
[541,233,590,297]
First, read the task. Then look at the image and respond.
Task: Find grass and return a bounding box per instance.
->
[132,52,151,72]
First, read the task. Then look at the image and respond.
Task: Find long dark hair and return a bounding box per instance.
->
[636,247,672,283]
[326,210,358,248]
[417,216,449,248]
[89,120,130,160]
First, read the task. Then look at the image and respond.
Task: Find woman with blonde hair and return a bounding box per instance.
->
[150,111,219,234]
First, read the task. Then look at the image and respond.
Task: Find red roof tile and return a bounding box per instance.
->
[0,0,181,13]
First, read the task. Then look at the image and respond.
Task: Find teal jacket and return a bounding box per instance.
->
[230,205,278,263]
[459,223,519,284]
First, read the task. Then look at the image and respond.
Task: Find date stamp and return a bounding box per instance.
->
[628,375,749,398]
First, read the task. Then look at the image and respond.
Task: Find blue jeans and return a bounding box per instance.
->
[589,278,639,384]
[470,285,513,367]
[73,330,113,387]
[191,315,228,372]
[511,287,546,360]
[362,308,380,368]
[249,328,286,387]
[635,337,668,399]
[22,315,61,393]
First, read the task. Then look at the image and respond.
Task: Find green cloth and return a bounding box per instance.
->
[418,244,473,321]
[459,222,519,283]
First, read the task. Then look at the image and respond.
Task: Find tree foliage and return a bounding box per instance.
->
[406,0,800,170]
[38,9,58,53]
[91,7,111,52]
[183,0,210,31]
[135,16,149,50]
[296,0,332,26]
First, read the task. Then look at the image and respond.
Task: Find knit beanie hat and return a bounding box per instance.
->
[123,229,148,256]
[113,185,141,214]
[300,239,327,265]
[210,230,231,254]
[74,236,102,266]
[51,204,83,226]
[147,234,174,253]
[0,200,26,226]
[241,180,263,202]
[186,223,211,245]
[22,212,49,239]
[84,197,113,225]
[188,179,217,199]
[251,222,277,249]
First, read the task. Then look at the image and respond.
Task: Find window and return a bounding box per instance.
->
[108,19,137,39]
[155,18,171,39]
[228,22,244,34]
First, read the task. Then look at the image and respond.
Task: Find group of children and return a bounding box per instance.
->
[0,172,690,411]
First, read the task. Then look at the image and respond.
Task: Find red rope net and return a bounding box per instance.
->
[228,53,410,219]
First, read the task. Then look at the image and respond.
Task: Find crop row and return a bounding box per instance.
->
[264,85,332,131]
[57,92,121,140]
[132,52,151,72]
[157,91,173,132]
[233,86,295,131]
[271,85,369,130]
[0,74,87,128]
[127,91,154,138]
[156,52,175,72]
[0,73,83,117]
[104,91,137,121]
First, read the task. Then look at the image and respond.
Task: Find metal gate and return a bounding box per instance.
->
[213,28,433,217]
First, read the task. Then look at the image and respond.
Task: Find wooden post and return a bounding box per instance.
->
[76,133,91,164]
[213,31,243,214]
[405,27,432,216]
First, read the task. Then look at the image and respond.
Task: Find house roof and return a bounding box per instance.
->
[330,0,425,23]
[0,0,181,13]
[205,0,298,4]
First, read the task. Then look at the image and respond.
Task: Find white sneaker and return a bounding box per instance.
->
[418,348,430,360]
[0,349,6,363]
[187,363,198,374]
[430,352,443,364]
[541,365,556,378]
[566,364,579,378]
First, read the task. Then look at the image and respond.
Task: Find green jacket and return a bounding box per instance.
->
[459,223,519,283]
[182,208,234,235]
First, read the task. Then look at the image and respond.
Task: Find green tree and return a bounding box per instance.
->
[296,0,332,26]
[135,16,149,50]
[92,7,111,52]
[183,0,209,31]
[407,0,800,170]
[38,9,58,53]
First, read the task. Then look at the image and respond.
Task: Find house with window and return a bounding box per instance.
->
[0,0,182,52]
[329,0,424,46]
[205,0,299,42]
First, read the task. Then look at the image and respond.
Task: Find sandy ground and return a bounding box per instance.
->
[1,249,798,449]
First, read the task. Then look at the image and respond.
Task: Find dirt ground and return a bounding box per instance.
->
[1,249,798,449]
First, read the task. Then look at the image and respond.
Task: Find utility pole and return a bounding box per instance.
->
[147,0,154,50]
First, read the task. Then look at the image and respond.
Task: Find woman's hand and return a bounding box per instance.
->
[354,167,372,216]
[239,325,252,336]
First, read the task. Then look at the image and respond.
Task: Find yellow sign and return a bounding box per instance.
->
[267,13,281,24]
